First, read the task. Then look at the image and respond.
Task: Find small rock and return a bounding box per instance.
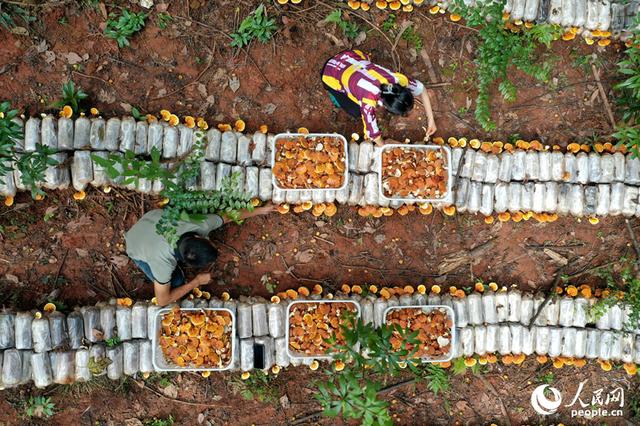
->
[139,0,154,8]
[280,395,290,409]
[4,274,19,284]
[65,52,84,65]
[374,234,385,244]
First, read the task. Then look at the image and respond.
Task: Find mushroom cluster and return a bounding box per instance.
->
[381,147,448,199]
[273,136,346,189]
[386,307,452,359]
[159,307,233,368]
[288,302,357,356]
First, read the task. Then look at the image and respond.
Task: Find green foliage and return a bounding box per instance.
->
[0,3,34,30]
[537,372,555,384]
[324,9,361,41]
[316,372,391,426]
[131,106,147,122]
[0,101,60,199]
[315,313,421,426]
[613,20,640,157]
[401,25,423,51]
[24,396,55,419]
[527,23,564,48]
[229,370,279,403]
[588,258,640,331]
[631,390,640,422]
[104,9,147,48]
[416,363,451,396]
[144,415,174,426]
[17,144,60,199]
[450,0,554,131]
[381,14,397,33]
[105,336,122,347]
[613,126,640,158]
[52,81,89,114]
[230,4,277,49]
[156,12,172,30]
[92,130,253,247]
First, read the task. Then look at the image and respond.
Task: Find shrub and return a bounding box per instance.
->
[104,9,147,48]
[450,0,557,131]
[230,4,277,49]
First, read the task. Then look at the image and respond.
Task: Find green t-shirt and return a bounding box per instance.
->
[125,209,223,284]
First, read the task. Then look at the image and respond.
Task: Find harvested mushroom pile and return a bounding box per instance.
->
[381,147,448,199]
[288,302,357,356]
[386,307,452,359]
[273,135,346,189]
[159,308,232,368]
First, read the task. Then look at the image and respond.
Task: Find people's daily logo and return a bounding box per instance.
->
[530,380,624,419]
[530,385,562,415]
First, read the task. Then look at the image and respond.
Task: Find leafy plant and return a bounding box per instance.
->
[0,102,59,199]
[537,372,555,385]
[229,370,279,403]
[401,25,423,51]
[588,258,640,331]
[381,14,397,33]
[92,130,254,247]
[156,12,172,30]
[260,274,277,293]
[105,336,122,347]
[131,106,147,122]
[449,0,555,131]
[24,396,55,418]
[315,313,421,425]
[230,4,277,49]
[104,9,147,48]
[613,20,640,157]
[0,3,34,30]
[316,372,391,425]
[144,415,174,426]
[52,81,88,114]
[324,9,361,41]
[416,363,451,396]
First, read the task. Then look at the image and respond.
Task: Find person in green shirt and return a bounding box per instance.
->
[125,206,273,306]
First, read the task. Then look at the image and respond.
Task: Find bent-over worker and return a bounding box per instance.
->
[125,206,273,306]
[321,49,437,146]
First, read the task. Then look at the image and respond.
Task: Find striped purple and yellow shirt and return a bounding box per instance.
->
[321,50,424,140]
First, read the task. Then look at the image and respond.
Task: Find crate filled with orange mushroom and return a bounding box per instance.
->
[272,133,349,193]
[152,307,236,372]
[379,144,453,204]
[383,305,456,362]
[286,300,361,360]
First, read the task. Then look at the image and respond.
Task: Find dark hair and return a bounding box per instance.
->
[177,233,218,268]
[380,83,414,115]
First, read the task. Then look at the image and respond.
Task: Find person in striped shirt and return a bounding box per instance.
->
[321,50,437,146]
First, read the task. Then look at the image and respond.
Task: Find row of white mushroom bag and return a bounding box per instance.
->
[0,288,638,388]
[0,290,637,355]
[454,324,640,364]
[6,117,640,215]
[0,340,155,389]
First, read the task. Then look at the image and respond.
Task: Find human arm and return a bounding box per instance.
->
[361,103,384,146]
[153,272,211,307]
[223,204,275,224]
[420,90,437,137]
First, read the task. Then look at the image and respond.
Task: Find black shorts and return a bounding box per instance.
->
[321,57,362,119]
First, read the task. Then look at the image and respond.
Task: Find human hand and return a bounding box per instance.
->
[426,118,437,137]
[373,136,385,147]
[255,204,275,214]
[191,272,211,288]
